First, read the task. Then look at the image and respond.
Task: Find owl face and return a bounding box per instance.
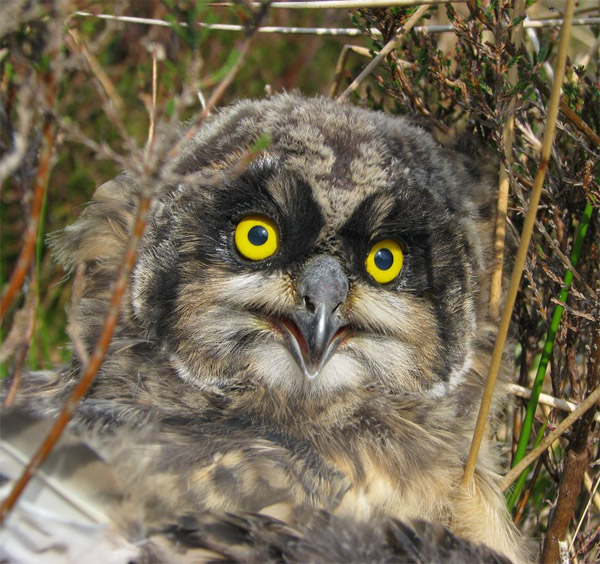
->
[131,95,492,398]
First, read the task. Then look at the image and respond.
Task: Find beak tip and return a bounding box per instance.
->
[303,368,321,381]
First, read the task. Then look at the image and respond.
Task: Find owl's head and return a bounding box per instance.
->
[60,95,495,400]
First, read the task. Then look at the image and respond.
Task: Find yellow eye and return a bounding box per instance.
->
[365,239,403,284]
[234,215,279,261]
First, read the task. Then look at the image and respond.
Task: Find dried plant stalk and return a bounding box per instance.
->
[499,385,600,492]
[71,11,600,37]
[488,0,526,320]
[329,44,370,99]
[461,0,577,488]
[0,116,55,318]
[337,4,430,103]
[508,383,600,423]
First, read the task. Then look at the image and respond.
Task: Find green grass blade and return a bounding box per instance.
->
[507,201,593,511]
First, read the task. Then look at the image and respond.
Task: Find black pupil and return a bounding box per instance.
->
[374,248,393,270]
[248,225,268,246]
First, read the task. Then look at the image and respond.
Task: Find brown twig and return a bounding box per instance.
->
[64,27,139,160]
[336,4,430,103]
[541,311,600,562]
[461,0,577,488]
[55,117,131,168]
[328,44,371,99]
[65,28,124,112]
[0,103,55,319]
[513,456,544,525]
[0,193,152,523]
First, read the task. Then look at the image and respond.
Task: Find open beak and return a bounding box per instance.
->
[281,255,349,380]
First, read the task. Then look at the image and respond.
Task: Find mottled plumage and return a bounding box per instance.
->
[16,95,526,562]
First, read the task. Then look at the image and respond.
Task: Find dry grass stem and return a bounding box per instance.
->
[329,44,370,98]
[583,472,600,513]
[337,3,430,103]
[499,385,600,492]
[488,0,526,320]
[329,44,413,99]
[65,28,124,112]
[570,474,600,552]
[146,43,160,148]
[72,11,600,37]
[461,0,577,488]
[508,383,600,423]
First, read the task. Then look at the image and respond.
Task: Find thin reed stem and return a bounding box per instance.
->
[461,0,577,489]
[489,0,526,320]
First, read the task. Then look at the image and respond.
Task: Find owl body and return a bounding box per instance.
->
[24,95,525,561]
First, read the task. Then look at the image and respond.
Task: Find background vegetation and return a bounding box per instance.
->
[1,1,598,562]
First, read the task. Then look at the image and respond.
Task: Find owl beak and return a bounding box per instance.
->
[283,256,349,380]
[283,304,348,381]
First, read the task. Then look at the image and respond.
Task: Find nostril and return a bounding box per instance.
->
[304,296,316,314]
[332,302,343,314]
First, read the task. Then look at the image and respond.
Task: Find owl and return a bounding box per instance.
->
[15,94,526,562]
